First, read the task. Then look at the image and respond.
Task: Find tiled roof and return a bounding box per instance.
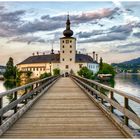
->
[17,53,98,65]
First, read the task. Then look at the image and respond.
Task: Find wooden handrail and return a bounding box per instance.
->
[71,75,140,137]
[0,75,60,126]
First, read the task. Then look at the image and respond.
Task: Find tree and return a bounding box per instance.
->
[53,68,60,75]
[77,66,94,79]
[39,72,51,79]
[98,63,116,77]
[26,71,33,78]
[99,57,103,71]
[4,57,17,80]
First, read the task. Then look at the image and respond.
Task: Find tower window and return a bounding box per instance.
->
[66,40,69,44]
[66,65,69,69]
[62,58,65,61]
[62,50,64,53]
[70,45,72,48]
[70,50,72,53]
[70,40,72,43]
[63,40,64,43]
[62,45,64,48]
[70,58,72,61]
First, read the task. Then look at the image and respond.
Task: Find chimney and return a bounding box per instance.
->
[96,54,98,62]
[37,52,39,55]
[32,53,35,56]
[43,52,45,55]
[93,51,95,61]
[58,51,60,54]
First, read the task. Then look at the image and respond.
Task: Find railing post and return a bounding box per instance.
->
[124,97,129,126]
[14,91,17,113]
[24,87,28,104]
[0,97,3,125]
[110,91,114,113]
[95,85,98,99]
[30,85,34,99]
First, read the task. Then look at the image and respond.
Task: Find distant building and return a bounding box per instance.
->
[17,15,99,78]
[0,65,6,74]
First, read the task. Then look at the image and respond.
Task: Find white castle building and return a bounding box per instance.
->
[17,15,99,78]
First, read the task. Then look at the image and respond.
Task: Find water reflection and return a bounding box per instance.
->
[115,73,140,98]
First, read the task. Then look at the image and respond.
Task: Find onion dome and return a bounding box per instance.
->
[63,14,73,37]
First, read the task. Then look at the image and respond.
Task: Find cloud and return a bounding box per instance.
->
[133,32,140,38]
[110,42,140,53]
[42,7,120,24]
[77,23,133,43]
[8,35,46,44]
[0,10,25,23]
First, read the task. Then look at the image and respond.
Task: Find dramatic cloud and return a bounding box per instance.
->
[110,42,140,53]
[0,10,25,23]
[42,7,120,24]
[9,36,46,44]
[133,32,140,38]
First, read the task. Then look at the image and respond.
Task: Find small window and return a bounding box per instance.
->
[62,45,64,48]
[62,58,65,61]
[36,68,38,71]
[63,40,64,43]
[79,64,83,68]
[70,50,72,53]
[70,40,72,43]
[33,68,35,71]
[40,68,42,71]
[62,50,64,53]
[70,58,72,61]
[44,68,45,71]
[66,65,69,69]
[70,45,72,48]
[66,40,69,44]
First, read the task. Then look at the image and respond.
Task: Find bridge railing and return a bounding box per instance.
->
[0,75,59,129]
[71,75,140,137]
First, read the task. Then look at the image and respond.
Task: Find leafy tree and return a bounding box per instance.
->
[77,66,94,79]
[99,57,103,71]
[39,72,51,79]
[53,68,60,76]
[98,63,116,77]
[4,57,17,80]
[26,71,33,78]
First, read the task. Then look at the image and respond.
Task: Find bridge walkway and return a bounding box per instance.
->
[2,77,125,138]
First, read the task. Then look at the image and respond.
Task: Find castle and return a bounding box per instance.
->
[17,15,99,78]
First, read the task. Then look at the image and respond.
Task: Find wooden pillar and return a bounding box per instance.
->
[0,97,3,125]
[110,91,114,113]
[14,91,17,113]
[124,97,129,126]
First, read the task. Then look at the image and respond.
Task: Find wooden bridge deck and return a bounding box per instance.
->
[2,77,125,138]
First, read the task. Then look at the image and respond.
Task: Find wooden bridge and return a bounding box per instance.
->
[0,75,139,138]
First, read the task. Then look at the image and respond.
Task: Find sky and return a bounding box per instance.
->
[0,1,140,65]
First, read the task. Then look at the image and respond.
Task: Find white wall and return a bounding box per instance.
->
[87,63,99,74]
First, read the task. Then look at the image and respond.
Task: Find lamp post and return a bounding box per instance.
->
[49,62,52,75]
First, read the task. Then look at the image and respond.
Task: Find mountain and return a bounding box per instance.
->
[120,57,140,65]
[112,57,140,72]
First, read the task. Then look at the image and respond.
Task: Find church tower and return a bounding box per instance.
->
[60,15,76,74]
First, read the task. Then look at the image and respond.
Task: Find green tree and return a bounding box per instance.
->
[98,63,116,77]
[26,71,33,78]
[77,66,94,79]
[4,57,17,80]
[99,57,103,71]
[39,72,51,79]
[53,68,60,75]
